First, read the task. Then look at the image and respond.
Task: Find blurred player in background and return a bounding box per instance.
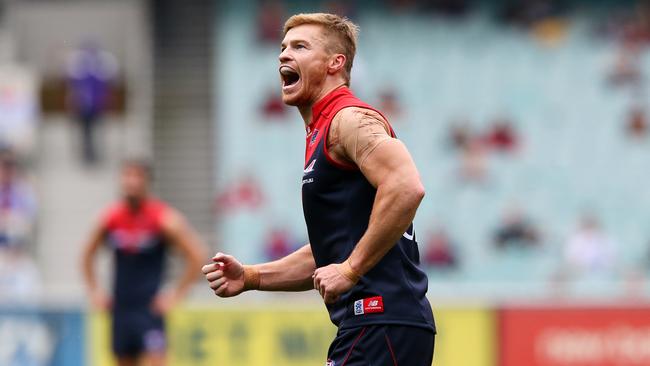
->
[82,159,206,366]
[203,13,435,365]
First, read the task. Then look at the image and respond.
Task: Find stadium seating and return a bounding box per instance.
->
[215,7,650,299]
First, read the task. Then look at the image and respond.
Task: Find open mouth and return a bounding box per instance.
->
[280,66,300,88]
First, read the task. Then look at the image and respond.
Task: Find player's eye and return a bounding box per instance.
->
[295,44,306,49]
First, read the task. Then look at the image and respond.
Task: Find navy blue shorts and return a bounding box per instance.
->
[112,310,166,357]
[327,325,435,366]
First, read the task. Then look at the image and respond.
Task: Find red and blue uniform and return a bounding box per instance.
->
[302,87,435,365]
[100,198,169,356]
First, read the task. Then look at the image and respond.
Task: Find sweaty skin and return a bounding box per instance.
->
[327,107,392,167]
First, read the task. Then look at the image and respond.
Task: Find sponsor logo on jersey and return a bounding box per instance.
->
[304,159,316,174]
[326,359,335,366]
[354,296,384,316]
[403,227,415,241]
[310,129,320,145]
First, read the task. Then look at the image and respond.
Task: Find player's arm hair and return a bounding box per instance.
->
[80,221,107,292]
[251,244,316,291]
[161,209,209,299]
[336,108,425,277]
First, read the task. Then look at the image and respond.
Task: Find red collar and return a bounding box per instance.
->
[307,86,352,133]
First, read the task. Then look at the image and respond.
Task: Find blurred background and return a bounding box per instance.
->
[1,0,650,365]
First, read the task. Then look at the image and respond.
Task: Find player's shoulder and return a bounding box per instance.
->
[333,106,391,135]
[146,197,170,213]
[335,106,387,123]
[144,197,175,224]
[100,201,126,227]
[148,199,186,230]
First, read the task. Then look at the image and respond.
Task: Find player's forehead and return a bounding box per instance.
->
[281,24,327,47]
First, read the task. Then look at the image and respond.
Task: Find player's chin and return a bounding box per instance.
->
[281,92,302,106]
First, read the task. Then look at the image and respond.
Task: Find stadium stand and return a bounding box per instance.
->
[215,3,650,300]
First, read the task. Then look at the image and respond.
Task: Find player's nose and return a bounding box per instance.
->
[278,48,291,63]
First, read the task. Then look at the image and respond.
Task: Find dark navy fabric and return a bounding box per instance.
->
[301,87,435,332]
[327,325,435,366]
[112,309,166,357]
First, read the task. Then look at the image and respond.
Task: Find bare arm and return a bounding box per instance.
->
[203,244,316,297]
[314,107,425,303]
[158,209,208,307]
[256,244,316,291]
[347,138,424,275]
[80,222,110,309]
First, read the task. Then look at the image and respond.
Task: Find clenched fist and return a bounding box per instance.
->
[202,252,246,297]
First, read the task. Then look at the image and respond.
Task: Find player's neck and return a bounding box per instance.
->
[299,81,347,126]
[125,194,148,210]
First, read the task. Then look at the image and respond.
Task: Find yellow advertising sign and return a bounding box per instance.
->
[168,307,336,366]
[89,306,337,366]
[433,307,496,366]
[88,305,495,366]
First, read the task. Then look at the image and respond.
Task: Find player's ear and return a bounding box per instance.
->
[327,54,346,75]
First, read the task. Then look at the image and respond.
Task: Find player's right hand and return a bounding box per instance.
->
[202,252,245,297]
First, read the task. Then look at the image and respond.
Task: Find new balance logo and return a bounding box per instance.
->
[403,227,415,241]
[304,159,316,174]
[354,296,384,315]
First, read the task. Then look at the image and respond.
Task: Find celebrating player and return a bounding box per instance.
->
[81,159,207,366]
[202,13,435,365]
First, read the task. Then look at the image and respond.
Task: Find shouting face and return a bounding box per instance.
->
[279,24,340,107]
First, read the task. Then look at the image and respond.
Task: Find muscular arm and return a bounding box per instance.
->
[204,244,316,297]
[347,137,424,275]
[161,209,208,300]
[80,222,110,309]
[256,244,316,291]
[314,108,425,303]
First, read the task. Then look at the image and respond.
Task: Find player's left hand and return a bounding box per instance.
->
[313,263,357,304]
[151,290,179,315]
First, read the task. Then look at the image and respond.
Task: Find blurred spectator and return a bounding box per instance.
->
[377,87,402,121]
[0,149,36,250]
[261,89,288,118]
[421,0,470,17]
[607,42,643,88]
[0,246,40,303]
[625,106,647,139]
[493,204,540,249]
[484,117,518,153]
[598,2,650,44]
[0,38,38,157]
[531,17,569,46]
[216,174,265,211]
[459,138,488,183]
[263,227,293,261]
[564,214,617,275]
[257,0,285,44]
[499,0,567,28]
[66,41,118,165]
[387,0,418,13]
[447,119,472,151]
[423,227,459,270]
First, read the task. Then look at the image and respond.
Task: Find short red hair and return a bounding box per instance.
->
[283,13,359,85]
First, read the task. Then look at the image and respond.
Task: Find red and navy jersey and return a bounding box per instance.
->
[302,87,435,332]
[100,198,169,310]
